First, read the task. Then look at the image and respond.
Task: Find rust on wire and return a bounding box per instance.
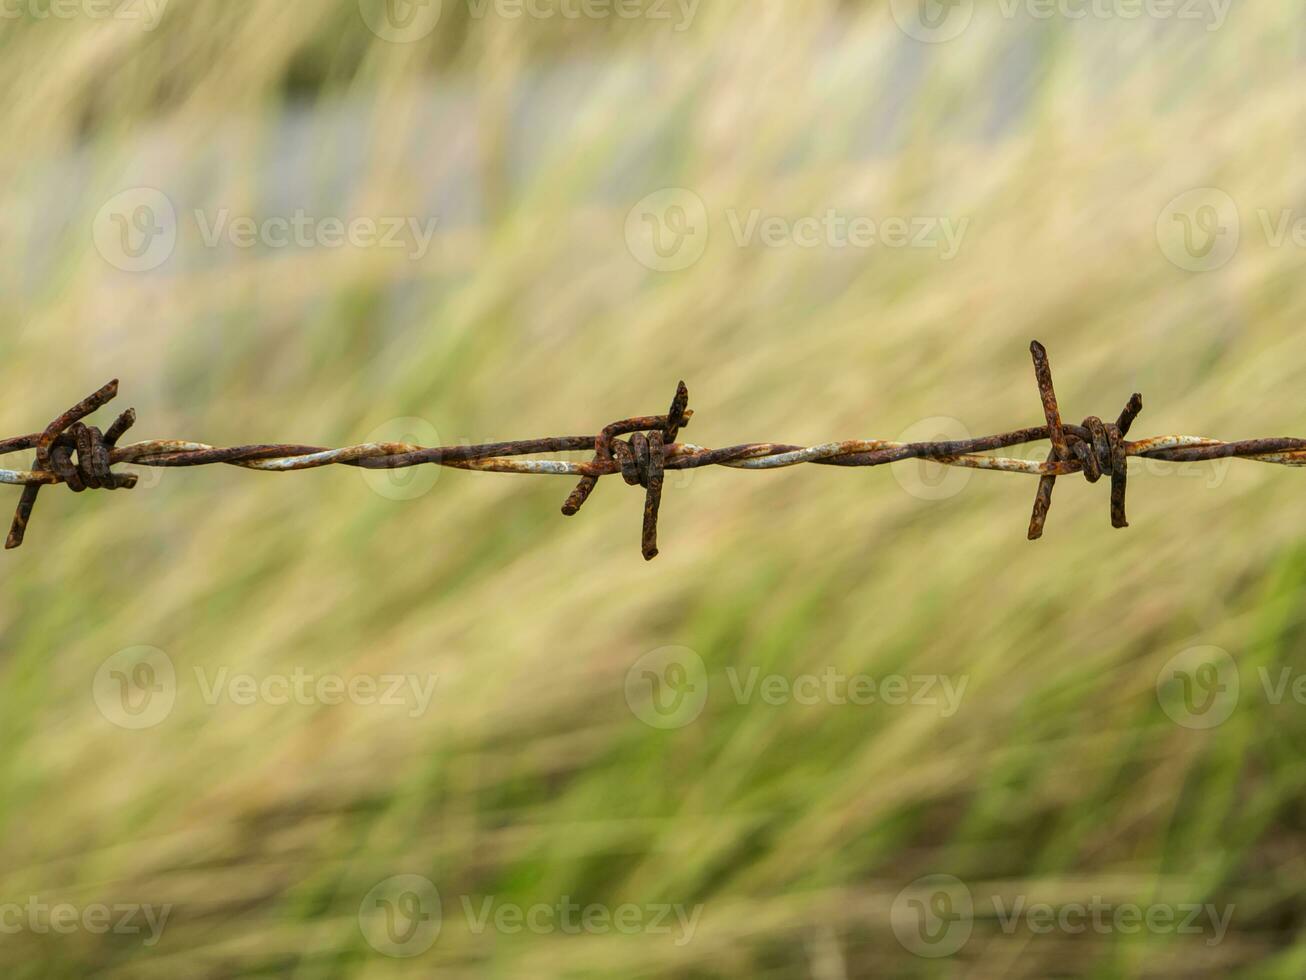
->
[3,341,1306,559]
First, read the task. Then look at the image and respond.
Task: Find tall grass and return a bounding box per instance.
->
[1,1,1304,976]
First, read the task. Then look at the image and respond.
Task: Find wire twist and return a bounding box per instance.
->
[4,340,1306,558]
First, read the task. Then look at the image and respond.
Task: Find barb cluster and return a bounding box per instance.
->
[3,340,1306,559]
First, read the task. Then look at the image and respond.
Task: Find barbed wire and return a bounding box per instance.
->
[3,340,1304,560]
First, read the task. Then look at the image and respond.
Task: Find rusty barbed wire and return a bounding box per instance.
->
[3,340,1305,560]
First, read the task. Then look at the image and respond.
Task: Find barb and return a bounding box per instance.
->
[3,340,1305,559]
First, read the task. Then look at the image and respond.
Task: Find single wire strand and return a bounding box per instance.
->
[3,341,1304,558]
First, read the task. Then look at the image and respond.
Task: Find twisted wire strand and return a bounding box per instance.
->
[3,341,1305,559]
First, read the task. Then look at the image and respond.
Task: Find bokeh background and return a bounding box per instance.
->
[2,1,1305,976]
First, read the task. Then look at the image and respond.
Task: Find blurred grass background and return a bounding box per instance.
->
[2,0,1306,976]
